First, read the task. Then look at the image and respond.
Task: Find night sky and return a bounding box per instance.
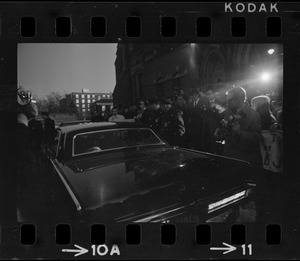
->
[18,43,117,99]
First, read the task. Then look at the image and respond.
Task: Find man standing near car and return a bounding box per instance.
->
[140,98,163,134]
[108,107,125,122]
[214,86,264,222]
[41,111,56,148]
[28,105,43,165]
[160,98,185,146]
[219,86,262,167]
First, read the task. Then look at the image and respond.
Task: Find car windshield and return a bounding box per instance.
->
[73,128,164,156]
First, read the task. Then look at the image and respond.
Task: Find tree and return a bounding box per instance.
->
[59,97,78,114]
[46,92,62,113]
[36,92,62,115]
[36,99,48,113]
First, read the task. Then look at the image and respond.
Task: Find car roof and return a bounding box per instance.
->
[58,121,146,134]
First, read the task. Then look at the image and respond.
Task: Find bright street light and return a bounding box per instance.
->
[267,49,275,55]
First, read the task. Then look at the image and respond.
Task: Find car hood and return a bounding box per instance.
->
[61,147,251,220]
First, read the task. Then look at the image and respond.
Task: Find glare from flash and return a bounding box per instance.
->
[261,72,271,82]
[267,49,275,55]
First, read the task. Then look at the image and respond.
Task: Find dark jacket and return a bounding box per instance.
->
[91,114,105,122]
[160,107,185,146]
[43,117,56,145]
[16,122,31,167]
[223,103,262,167]
[140,108,163,134]
[28,118,43,150]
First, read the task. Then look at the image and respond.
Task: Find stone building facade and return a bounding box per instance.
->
[113,43,282,106]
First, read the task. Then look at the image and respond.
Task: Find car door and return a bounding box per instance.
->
[46,131,80,222]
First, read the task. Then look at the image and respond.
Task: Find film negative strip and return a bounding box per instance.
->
[0,1,300,259]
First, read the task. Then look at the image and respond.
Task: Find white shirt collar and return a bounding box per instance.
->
[17,113,28,127]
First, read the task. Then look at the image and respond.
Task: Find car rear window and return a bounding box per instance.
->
[73,128,164,156]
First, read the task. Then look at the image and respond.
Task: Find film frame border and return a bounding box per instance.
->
[0,1,299,259]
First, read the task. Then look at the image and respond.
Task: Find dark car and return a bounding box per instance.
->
[43,122,255,223]
[58,120,91,127]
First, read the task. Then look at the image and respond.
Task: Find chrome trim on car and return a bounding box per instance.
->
[55,130,62,157]
[153,212,187,223]
[72,128,165,157]
[133,206,186,223]
[207,190,248,214]
[50,158,82,211]
[115,203,181,223]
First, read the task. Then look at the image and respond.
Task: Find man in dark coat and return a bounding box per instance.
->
[41,111,56,147]
[28,116,43,150]
[140,98,163,134]
[28,107,43,164]
[91,111,105,122]
[186,89,205,150]
[215,86,262,168]
[201,89,223,153]
[160,98,185,146]
[174,95,189,147]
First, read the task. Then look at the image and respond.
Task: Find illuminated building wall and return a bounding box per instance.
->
[114,44,283,105]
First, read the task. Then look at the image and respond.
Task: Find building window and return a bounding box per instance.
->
[75,94,79,98]
[92,99,95,102]
[87,95,90,98]
[87,99,91,103]
[82,104,85,108]
[92,95,95,98]
[82,99,85,103]
[102,106,106,111]
[76,99,79,104]
[76,104,79,107]
[98,95,101,100]
[82,109,86,112]
[81,94,85,98]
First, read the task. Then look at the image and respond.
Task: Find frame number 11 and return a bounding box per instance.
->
[241,244,253,255]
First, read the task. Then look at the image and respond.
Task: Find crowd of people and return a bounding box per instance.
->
[92,87,283,168]
[18,108,56,166]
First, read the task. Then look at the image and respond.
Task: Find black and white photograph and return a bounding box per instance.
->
[15,43,283,224]
[1,1,300,259]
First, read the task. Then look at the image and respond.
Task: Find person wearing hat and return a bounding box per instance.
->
[140,97,163,134]
[160,98,185,146]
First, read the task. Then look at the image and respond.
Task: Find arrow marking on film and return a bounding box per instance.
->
[62,244,89,257]
[210,242,236,255]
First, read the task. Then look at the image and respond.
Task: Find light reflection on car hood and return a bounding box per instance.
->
[60,147,251,216]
